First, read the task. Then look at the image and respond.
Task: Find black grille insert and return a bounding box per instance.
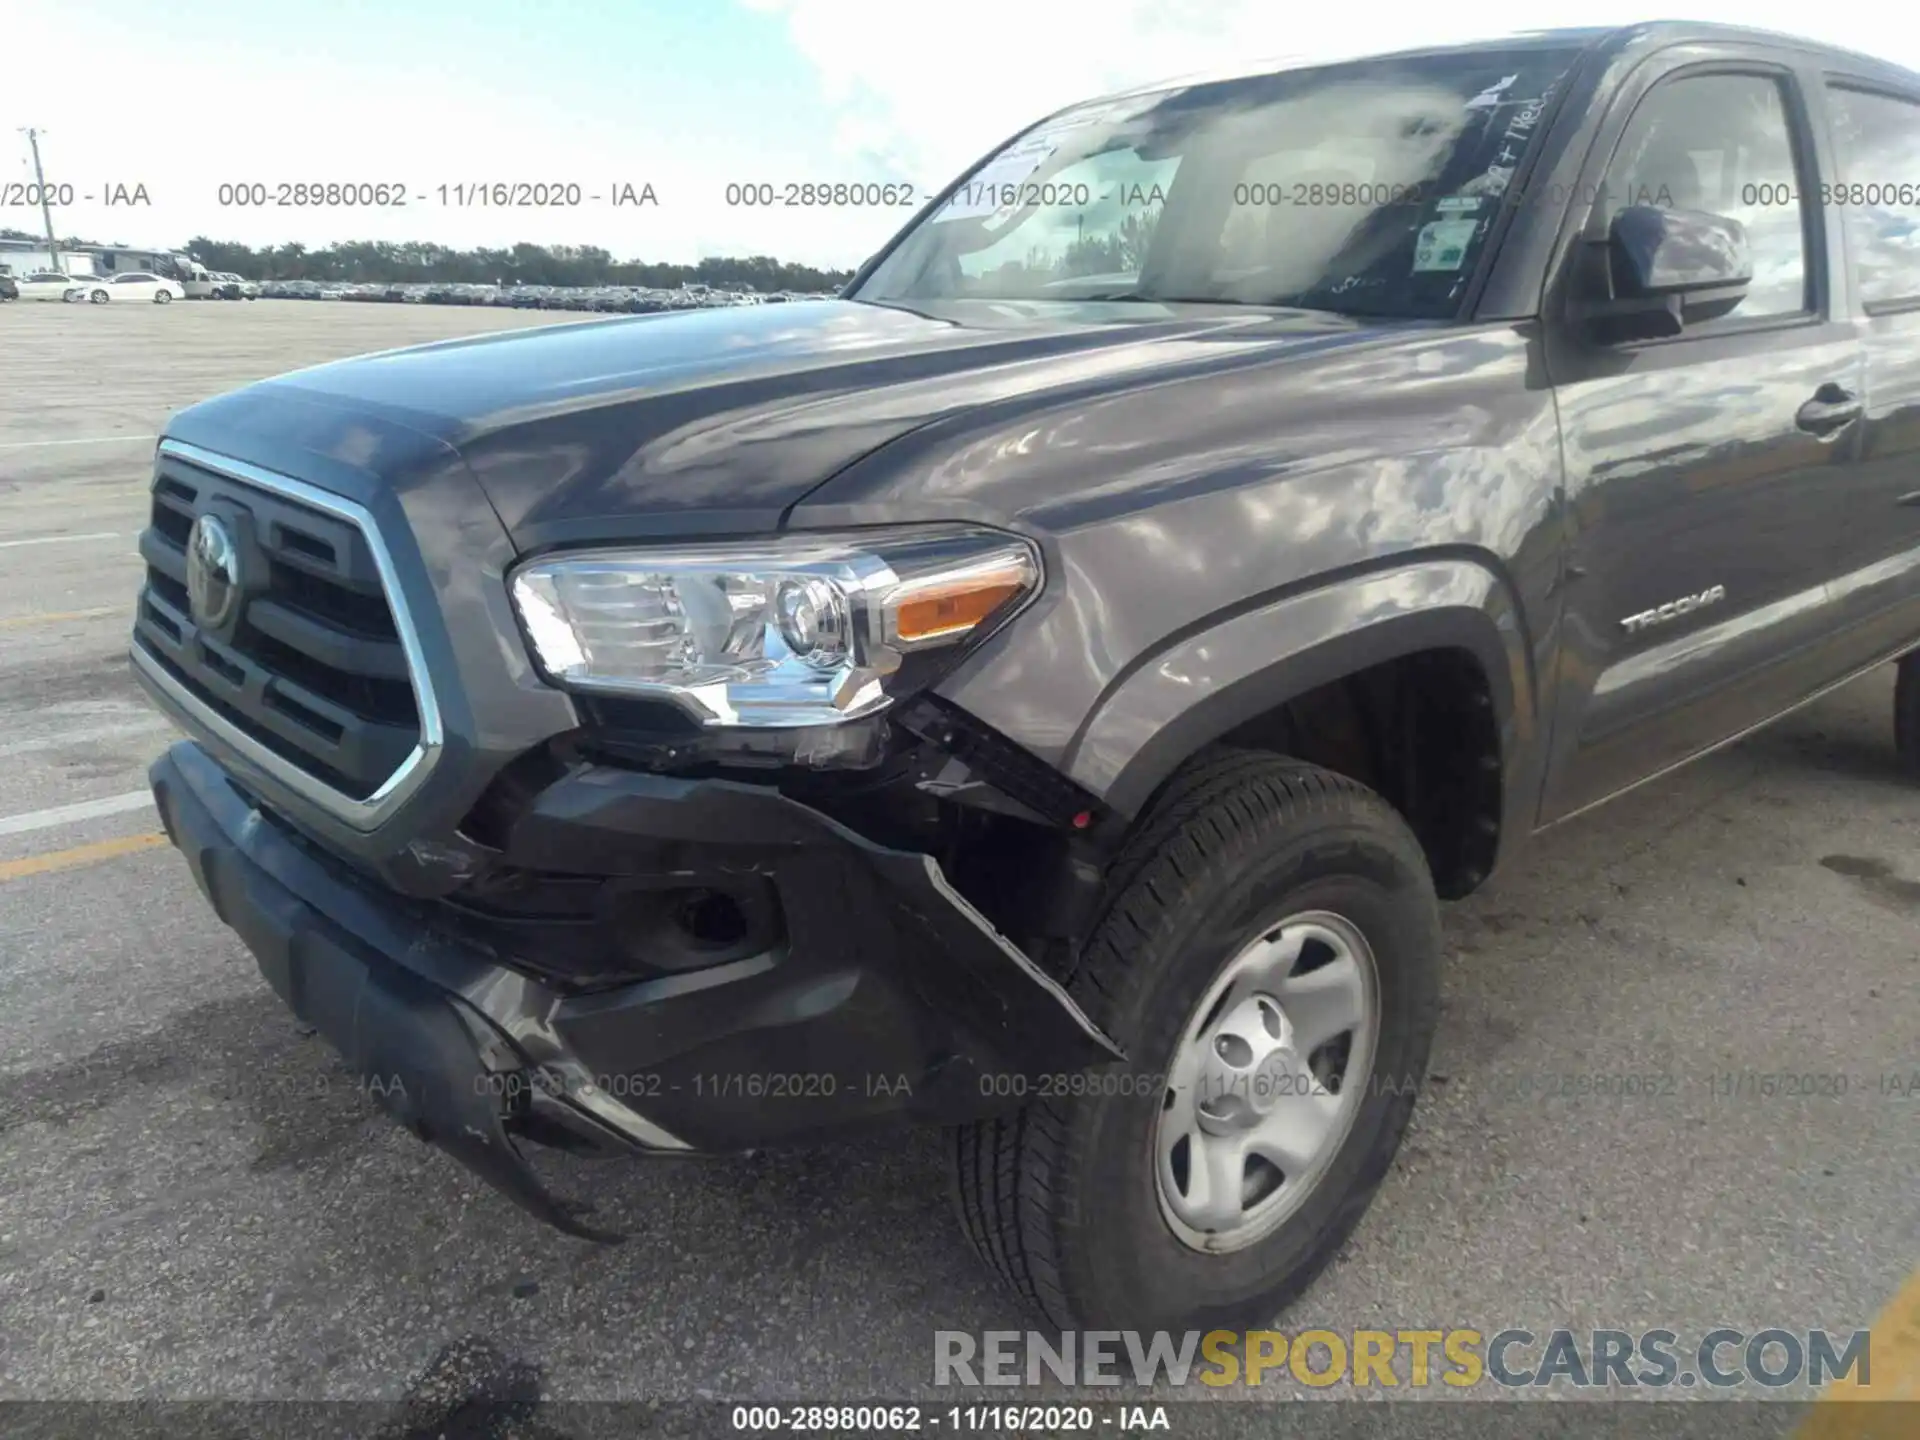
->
[132,453,421,802]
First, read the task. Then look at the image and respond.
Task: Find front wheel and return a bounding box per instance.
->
[950,753,1440,1331]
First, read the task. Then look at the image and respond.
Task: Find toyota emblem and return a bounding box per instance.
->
[186,513,244,629]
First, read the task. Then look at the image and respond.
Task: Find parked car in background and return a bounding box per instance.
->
[0,275,17,301]
[83,272,185,304]
[213,274,258,300]
[17,271,85,302]
[180,277,829,309]
[180,265,245,300]
[62,276,114,304]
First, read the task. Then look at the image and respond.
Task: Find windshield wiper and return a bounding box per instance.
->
[1259,290,1382,319]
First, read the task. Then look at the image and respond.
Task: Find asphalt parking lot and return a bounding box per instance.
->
[0,299,1914,1433]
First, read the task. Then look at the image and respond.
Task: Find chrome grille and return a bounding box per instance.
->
[131,440,442,828]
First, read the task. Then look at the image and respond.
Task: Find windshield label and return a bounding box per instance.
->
[1413,217,1481,271]
[933,136,1058,223]
[1033,93,1160,139]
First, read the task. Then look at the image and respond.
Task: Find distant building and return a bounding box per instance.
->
[0,238,195,278]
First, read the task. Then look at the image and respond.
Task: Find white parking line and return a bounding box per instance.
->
[0,791,154,837]
[0,435,154,451]
[0,531,129,549]
[0,606,127,631]
[0,718,173,760]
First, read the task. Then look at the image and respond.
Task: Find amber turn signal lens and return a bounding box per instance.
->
[893,580,1024,641]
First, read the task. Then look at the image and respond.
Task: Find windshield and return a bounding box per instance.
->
[855,46,1582,319]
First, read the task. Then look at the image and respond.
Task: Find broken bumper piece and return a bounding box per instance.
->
[148,740,1122,1239]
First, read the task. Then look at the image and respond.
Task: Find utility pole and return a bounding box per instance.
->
[18,128,60,272]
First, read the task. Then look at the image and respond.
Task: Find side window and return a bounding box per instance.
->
[1826,87,1920,311]
[1602,73,1810,322]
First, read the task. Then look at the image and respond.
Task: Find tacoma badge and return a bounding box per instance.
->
[1621,584,1726,634]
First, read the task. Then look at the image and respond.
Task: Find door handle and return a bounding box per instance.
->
[1796,383,1862,436]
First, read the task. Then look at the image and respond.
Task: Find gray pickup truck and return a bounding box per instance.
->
[133,21,1920,1332]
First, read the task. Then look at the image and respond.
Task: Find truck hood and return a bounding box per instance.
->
[173,298,1382,546]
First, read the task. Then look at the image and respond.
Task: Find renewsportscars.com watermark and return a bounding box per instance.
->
[934,1328,1873,1390]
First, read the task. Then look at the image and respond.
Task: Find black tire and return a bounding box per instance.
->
[950,751,1440,1331]
[1897,652,1920,776]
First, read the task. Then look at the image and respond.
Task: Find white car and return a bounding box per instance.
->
[67,272,184,304]
[18,271,93,302]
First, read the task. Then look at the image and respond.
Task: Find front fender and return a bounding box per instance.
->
[1063,557,1539,827]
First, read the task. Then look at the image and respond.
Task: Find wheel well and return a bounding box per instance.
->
[1212,648,1502,899]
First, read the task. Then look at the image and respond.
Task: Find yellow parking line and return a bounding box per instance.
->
[0,606,125,630]
[1796,1264,1920,1437]
[0,831,167,883]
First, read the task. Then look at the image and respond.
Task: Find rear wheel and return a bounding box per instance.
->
[950,752,1440,1331]
[88,289,109,305]
[154,289,171,304]
[1897,652,1920,776]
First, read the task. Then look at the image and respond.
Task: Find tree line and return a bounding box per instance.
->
[0,228,855,290]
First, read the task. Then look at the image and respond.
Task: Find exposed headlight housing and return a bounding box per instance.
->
[508,526,1041,728]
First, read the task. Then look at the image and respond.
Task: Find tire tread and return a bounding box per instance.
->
[949,748,1431,1326]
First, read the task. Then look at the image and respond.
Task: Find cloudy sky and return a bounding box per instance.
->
[4,0,1915,269]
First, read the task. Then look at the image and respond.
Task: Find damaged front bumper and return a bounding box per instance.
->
[149,740,1121,1239]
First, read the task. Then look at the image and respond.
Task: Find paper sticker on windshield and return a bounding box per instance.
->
[932,136,1058,223]
[1413,218,1480,272]
[1032,92,1159,141]
[1464,74,1520,110]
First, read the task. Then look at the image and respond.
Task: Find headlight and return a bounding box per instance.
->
[508,526,1040,727]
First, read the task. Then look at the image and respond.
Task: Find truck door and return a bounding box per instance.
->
[1538,48,1865,823]
[1818,81,1920,673]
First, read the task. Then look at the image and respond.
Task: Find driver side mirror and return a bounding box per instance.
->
[1570,204,1753,344]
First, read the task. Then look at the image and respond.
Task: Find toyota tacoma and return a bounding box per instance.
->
[134,22,1920,1331]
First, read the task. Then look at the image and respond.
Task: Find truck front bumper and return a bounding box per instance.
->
[149,740,1121,1239]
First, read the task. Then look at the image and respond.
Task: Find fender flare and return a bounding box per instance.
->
[1063,556,1538,820]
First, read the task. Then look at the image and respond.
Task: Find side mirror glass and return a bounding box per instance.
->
[1571,205,1754,343]
[1612,204,1753,296]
